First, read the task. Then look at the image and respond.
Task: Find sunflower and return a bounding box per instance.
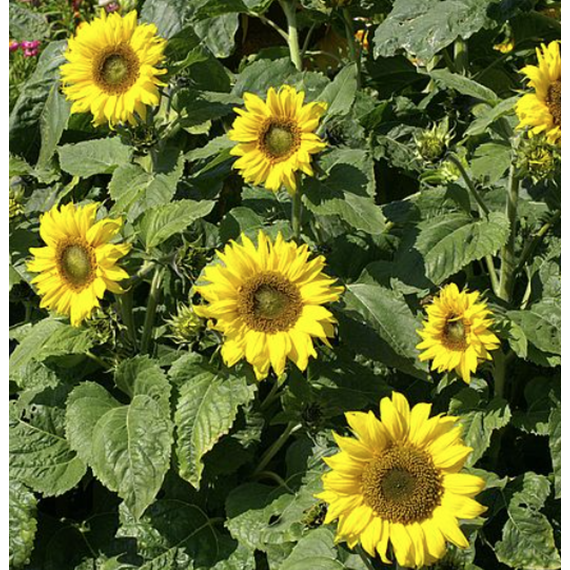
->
[27,203,130,326]
[60,10,167,127]
[316,392,486,568]
[228,85,327,194]
[516,41,561,145]
[416,284,500,384]
[193,231,343,380]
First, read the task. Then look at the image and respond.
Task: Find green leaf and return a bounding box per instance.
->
[411,211,510,285]
[507,299,561,356]
[9,3,49,41]
[65,382,121,466]
[91,395,173,519]
[140,0,192,38]
[139,199,216,249]
[465,96,518,136]
[429,70,500,105]
[172,90,241,128]
[232,58,297,97]
[495,474,560,570]
[195,14,240,59]
[109,158,183,222]
[548,401,561,499]
[114,355,171,416]
[9,41,67,158]
[281,528,341,570]
[193,0,249,19]
[373,0,492,62]
[58,137,133,178]
[303,148,386,235]
[171,354,257,488]
[37,83,71,169]
[449,389,511,465]
[319,64,358,121]
[9,481,38,569]
[470,142,512,184]
[341,283,427,379]
[9,400,87,496]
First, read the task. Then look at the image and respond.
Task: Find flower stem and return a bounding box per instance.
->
[118,291,137,350]
[342,7,361,88]
[356,546,377,570]
[515,209,560,274]
[252,421,301,477]
[140,266,165,355]
[498,163,520,302]
[484,255,500,298]
[453,37,468,75]
[279,0,303,71]
[493,348,507,400]
[291,186,303,240]
[445,153,490,216]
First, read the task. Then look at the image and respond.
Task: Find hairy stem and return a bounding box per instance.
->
[454,37,468,75]
[498,164,520,302]
[445,153,490,216]
[118,291,137,350]
[140,266,165,354]
[291,186,303,240]
[279,0,303,71]
[342,7,361,88]
[252,422,301,477]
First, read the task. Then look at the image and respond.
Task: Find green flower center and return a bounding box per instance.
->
[261,121,300,160]
[237,271,302,333]
[442,316,468,350]
[547,79,561,126]
[95,46,140,94]
[59,243,94,287]
[361,445,443,524]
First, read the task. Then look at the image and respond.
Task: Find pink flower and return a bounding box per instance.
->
[21,40,41,57]
[104,2,120,12]
[9,40,20,52]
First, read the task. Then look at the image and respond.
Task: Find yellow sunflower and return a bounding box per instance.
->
[316,392,486,568]
[516,41,561,144]
[60,10,167,127]
[27,203,131,326]
[416,284,500,384]
[193,231,343,380]
[228,85,327,194]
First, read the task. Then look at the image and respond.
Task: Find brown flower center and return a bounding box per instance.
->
[361,445,443,524]
[94,46,140,94]
[237,271,302,333]
[57,240,96,289]
[442,316,468,350]
[260,120,301,160]
[546,79,561,126]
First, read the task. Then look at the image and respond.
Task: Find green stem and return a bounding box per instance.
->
[342,7,362,88]
[255,13,289,41]
[291,187,303,240]
[252,422,301,477]
[356,546,377,570]
[498,164,520,302]
[252,470,294,491]
[118,291,137,350]
[493,348,507,400]
[260,379,282,410]
[453,37,468,75]
[279,0,303,71]
[140,267,165,354]
[86,351,111,370]
[485,255,500,297]
[445,153,490,216]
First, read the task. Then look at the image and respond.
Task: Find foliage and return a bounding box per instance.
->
[9,0,561,569]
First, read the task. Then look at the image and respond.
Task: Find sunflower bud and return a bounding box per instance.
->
[414,117,453,163]
[166,303,204,345]
[84,307,126,347]
[516,135,560,183]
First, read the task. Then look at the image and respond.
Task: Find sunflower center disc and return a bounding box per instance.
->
[547,79,561,126]
[237,271,302,333]
[61,244,93,285]
[102,54,130,86]
[361,445,443,524]
[265,125,295,157]
[444,319,466,345]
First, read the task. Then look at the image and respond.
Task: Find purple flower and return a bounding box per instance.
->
[21,40,41,57]
[104,2,120,12]
[9,40,20,52]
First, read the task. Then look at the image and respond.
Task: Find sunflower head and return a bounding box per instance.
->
[193,231,343,380]
[416,283,500,384]
[516,41,561,145]
[27,203,131,326]
[316,392,486,569]
[228,86,327,195]
[60,10,167,127]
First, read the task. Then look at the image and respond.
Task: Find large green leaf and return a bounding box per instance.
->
[410,211,510,285]
[548,401,561,499]
[303,148,386,235]
[195,14,240,59]
[429,70,500,105]
[318,63,358,122]
[9,3,49,41]
[171,354,257,488]
[109,159,184,222]
[373,0,493,62]
[449,389,511,465]
[37,83,71,169]
[9,481,38,569]
[138,199,216,249]
[495,473,560,569]
[91,395,173,519]
[9,400,87,496]
[9,41,67,157]
[281,528,342,570]
[342,283,427,379]
[140,0,192,37]
[58,137,133,178]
